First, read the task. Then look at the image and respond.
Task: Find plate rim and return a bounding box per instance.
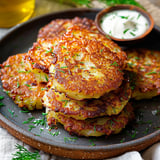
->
[0,8,160,159]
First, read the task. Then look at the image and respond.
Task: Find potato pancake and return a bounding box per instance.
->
[125,48,160,100]
[0,53,48,110]
[29,25,126,100]
[47,103,134,137]
[37,17,98,39]
[43,79,131,120]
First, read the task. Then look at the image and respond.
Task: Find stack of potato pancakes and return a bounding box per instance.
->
[3,17,160,137]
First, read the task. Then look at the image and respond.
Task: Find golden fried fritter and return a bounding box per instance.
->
[43,79,131,120]
[0,53,48,110]
[47,103,134,137]
[37,17,98,39]
[125,48,160,100]
[29,25,126,100]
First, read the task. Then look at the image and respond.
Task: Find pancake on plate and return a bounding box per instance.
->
[0,53,48,110]
[37,17,99,39]
[43,78,131,120]
[29,25,126,100]
[125,48,160,100]
[46,103,134,137]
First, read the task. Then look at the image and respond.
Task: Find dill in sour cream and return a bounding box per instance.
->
[100,10,149,39]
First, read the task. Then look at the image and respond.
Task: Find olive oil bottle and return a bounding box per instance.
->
[0,0,35,28]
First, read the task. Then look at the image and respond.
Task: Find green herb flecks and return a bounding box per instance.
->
[23,117,35,124]
[12,144,41,160]
[45,75,48,82]
[100,49,103,53]
[48,131,60,136]
[57,69,66,73]
[146,71,157,75]
[106,34,111,40]
[120,15,129,19]
[79,61,84,64]
[64,137,78,143]
[8,109,17,118]
[143,127,149,134]
[127,128,137,138]
[61,46,67,49]
[137,13,141,19]
[110,61,119,67]
[137,119,152,125]
[0,102,4,107]
[4,65,11,67]
[130,32,136,36]
[20,108,30,113]
[123,28,130,34]
[0,95,5,107]
[25,84,31,87]
[127,62,134,68]
[135,56,140,60]
[46,48,53,54]
[17,82,20,88]
[18,70,31,73]
[120,138,125,143]
[61,100,69,107]
[0,96,4,100]
[32,113,47,128]
[89,138,96,146]
[28,125,36,131]
[60,66,68,69]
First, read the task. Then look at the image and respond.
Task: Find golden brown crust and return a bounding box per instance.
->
[125,48,160,100]
[29,25,126,100]
[43,79,131,120]
[47,103,134,137]
[0,53,48,110]
[37,17,99,39]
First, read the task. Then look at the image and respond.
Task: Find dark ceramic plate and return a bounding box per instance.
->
[0,8,160,160]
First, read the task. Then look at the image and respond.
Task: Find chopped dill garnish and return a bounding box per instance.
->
[25,84,31,87]
[110,61,119,67]
[146,71,157,75]
[60,66,68,69]
[45,48,53,54]
[120,15,129,19]
[123,28,130,34]
[137,13,141,19]
[89,138,96,146]
[57,69,65,73]
[61,100,69,106]
[64,137,78,143]
[32,113,47,127]
[8,109,15,117]
[12,144,41,160]
[23,117,35,124]
[4,65,11,67]
[48,131,60,136]
[17,82,20,88]
[28,125,36,131]
[130,32,136,36]
[20,108,30,113]
[0,102,4,107]
[45,75,48,82]
[0,96,4,100]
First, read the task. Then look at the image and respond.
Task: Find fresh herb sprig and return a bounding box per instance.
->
[99,0,144,9]
[12,144,41,160]
[61,0,144,9]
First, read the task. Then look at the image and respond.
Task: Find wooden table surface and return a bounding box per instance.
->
[150,0,160,6]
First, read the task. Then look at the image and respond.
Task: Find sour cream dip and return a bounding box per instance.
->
[100,9,149,39]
